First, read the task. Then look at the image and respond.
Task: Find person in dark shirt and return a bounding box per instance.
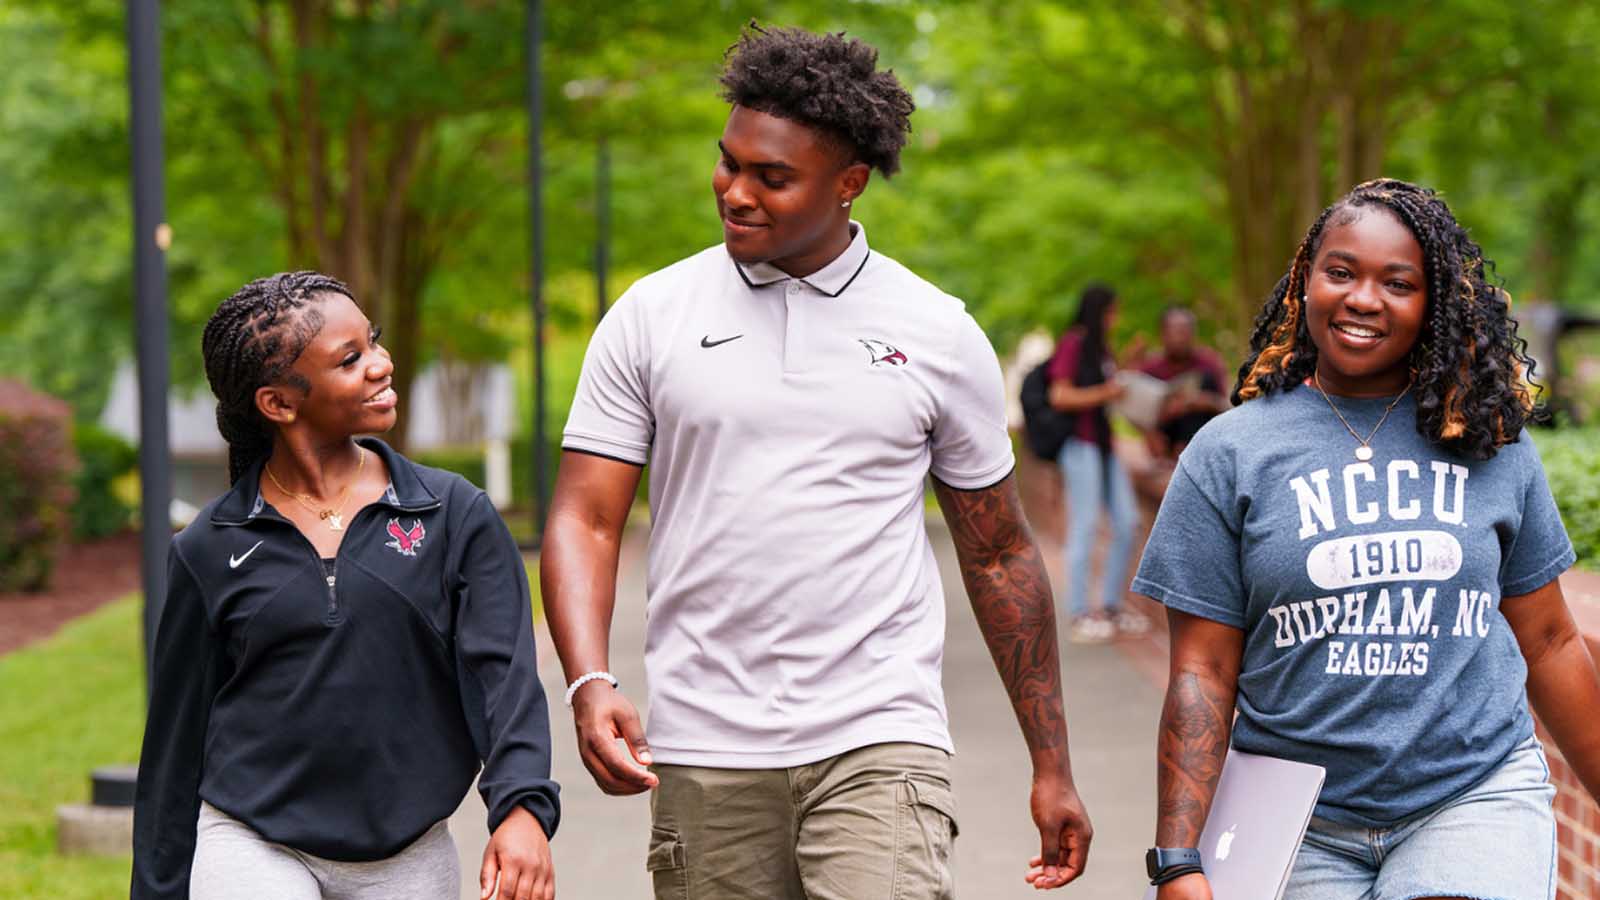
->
[1138,307,1230,460]
[131,272,558,900]
[1046,283,1150,643]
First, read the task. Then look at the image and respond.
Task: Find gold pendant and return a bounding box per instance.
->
[323,511,344,531]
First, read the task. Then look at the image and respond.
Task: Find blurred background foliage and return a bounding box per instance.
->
[3,0,1600,426]
[6,8,1600,894]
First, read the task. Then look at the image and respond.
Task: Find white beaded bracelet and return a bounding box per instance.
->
[563,670,619,708]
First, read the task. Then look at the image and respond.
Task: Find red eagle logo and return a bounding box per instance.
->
[859,338,908,366]
[385,518,426,557]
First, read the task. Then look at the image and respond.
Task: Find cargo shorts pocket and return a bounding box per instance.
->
[646,825,688,900]
[893,775,958,900]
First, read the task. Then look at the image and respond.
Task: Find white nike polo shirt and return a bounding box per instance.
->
[563,224,1015,767]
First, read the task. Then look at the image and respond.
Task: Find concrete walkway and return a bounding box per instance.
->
[451,521,1166,898]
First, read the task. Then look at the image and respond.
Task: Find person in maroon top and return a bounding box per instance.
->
[1138,307,1230,460]
[1046,283,1150,642]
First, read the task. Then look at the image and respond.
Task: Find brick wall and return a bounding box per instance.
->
[1541,718,1600,899]
[1539,573,1600,899]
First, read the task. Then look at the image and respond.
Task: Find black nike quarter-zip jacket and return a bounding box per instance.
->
[131,438,559,900]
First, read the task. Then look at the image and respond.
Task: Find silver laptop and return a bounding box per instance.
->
[1144,749,1326,900]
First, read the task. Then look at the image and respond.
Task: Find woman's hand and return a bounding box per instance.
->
[1049,378,1124,412]
[480,806,553,900]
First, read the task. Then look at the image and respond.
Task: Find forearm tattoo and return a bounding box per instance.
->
[935,476,1068,754]
[1156,671,1233,845]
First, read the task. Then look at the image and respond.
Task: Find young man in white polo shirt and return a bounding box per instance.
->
[543,25,1093,897]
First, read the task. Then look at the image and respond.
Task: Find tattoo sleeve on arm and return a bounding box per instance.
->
[1156,670,1234,846]
[933,475,1068,758]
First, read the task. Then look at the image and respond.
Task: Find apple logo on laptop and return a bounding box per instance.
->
[1215,824,1238,861]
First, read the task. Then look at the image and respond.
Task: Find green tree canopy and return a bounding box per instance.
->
[4,0,1599,425]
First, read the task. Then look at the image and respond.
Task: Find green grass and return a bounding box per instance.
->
[524,555,543,621]
[0,596,143,899]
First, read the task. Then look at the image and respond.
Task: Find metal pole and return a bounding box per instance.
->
[596,134,610,320]
[128,0,171,688]
[526,0,548,549]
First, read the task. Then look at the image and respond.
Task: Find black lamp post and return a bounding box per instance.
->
[596,134,610,320]
[525,0,548,549]
[65,0,173,833]
[129,0,171,701]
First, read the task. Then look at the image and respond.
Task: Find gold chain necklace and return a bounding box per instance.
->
[265,448,365,531]
[1313,371,1411,462]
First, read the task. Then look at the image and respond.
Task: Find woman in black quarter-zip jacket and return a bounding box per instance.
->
[132,272,558,900]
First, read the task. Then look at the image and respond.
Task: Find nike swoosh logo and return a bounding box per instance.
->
[229,540,264,569]
[700,334,743,348]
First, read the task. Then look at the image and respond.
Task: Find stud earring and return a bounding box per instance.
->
[841,200,851,208]
[286,413,295,423]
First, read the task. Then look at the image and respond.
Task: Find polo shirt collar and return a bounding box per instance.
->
[734,221,871,298]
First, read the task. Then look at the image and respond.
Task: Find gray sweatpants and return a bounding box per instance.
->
[190,801,458,900]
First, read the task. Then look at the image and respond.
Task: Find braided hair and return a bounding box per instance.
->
[1233,179,1538,460]
[201,271,352,484]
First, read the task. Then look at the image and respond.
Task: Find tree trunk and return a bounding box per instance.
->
[1528,176,1588,303]
[1205,5,1404,337]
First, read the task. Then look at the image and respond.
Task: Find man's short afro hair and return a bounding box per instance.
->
[719,24,915,178]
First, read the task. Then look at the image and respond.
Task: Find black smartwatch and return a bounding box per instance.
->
[1145,847,1204,886]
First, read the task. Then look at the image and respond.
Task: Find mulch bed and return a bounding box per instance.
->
[0,531,144,656]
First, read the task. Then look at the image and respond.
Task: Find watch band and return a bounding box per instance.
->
[1151,863,1205,886]
[1145,847,1203,883]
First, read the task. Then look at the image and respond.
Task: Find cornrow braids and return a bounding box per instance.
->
[1234,178,1540,460]
[719,23,915,177]
[201,271,352,484]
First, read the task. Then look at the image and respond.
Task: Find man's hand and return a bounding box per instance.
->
[479,806,553,900]
[571,681,658,794]
[933,475,1090,890]
[1021,770,1092,889]
[1157,872,1212,899]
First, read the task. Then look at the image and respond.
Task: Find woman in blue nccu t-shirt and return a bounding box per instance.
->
[1135,180,1600,900]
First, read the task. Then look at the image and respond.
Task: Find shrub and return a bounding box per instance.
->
[412,445,487,490]
[1534,426,1600,569]
[510,434,650,510]
[0,381,78,592]
[415,434,646,513]
[70,422,138,539]
[510,434,574,506]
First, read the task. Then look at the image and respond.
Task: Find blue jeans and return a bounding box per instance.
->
[1057,437,1136,617]
[1285,737,1556,900]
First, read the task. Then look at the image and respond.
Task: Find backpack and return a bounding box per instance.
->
[1019,359,1076,461]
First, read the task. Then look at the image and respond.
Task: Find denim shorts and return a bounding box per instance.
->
[1284,736,1556,900]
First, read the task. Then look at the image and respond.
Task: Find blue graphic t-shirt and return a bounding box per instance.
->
[1133,385,1574,827]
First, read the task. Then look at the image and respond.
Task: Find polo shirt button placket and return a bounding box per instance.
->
[783,280,804,374]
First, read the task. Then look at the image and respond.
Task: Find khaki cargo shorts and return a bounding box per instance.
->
[648,741,958,900]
